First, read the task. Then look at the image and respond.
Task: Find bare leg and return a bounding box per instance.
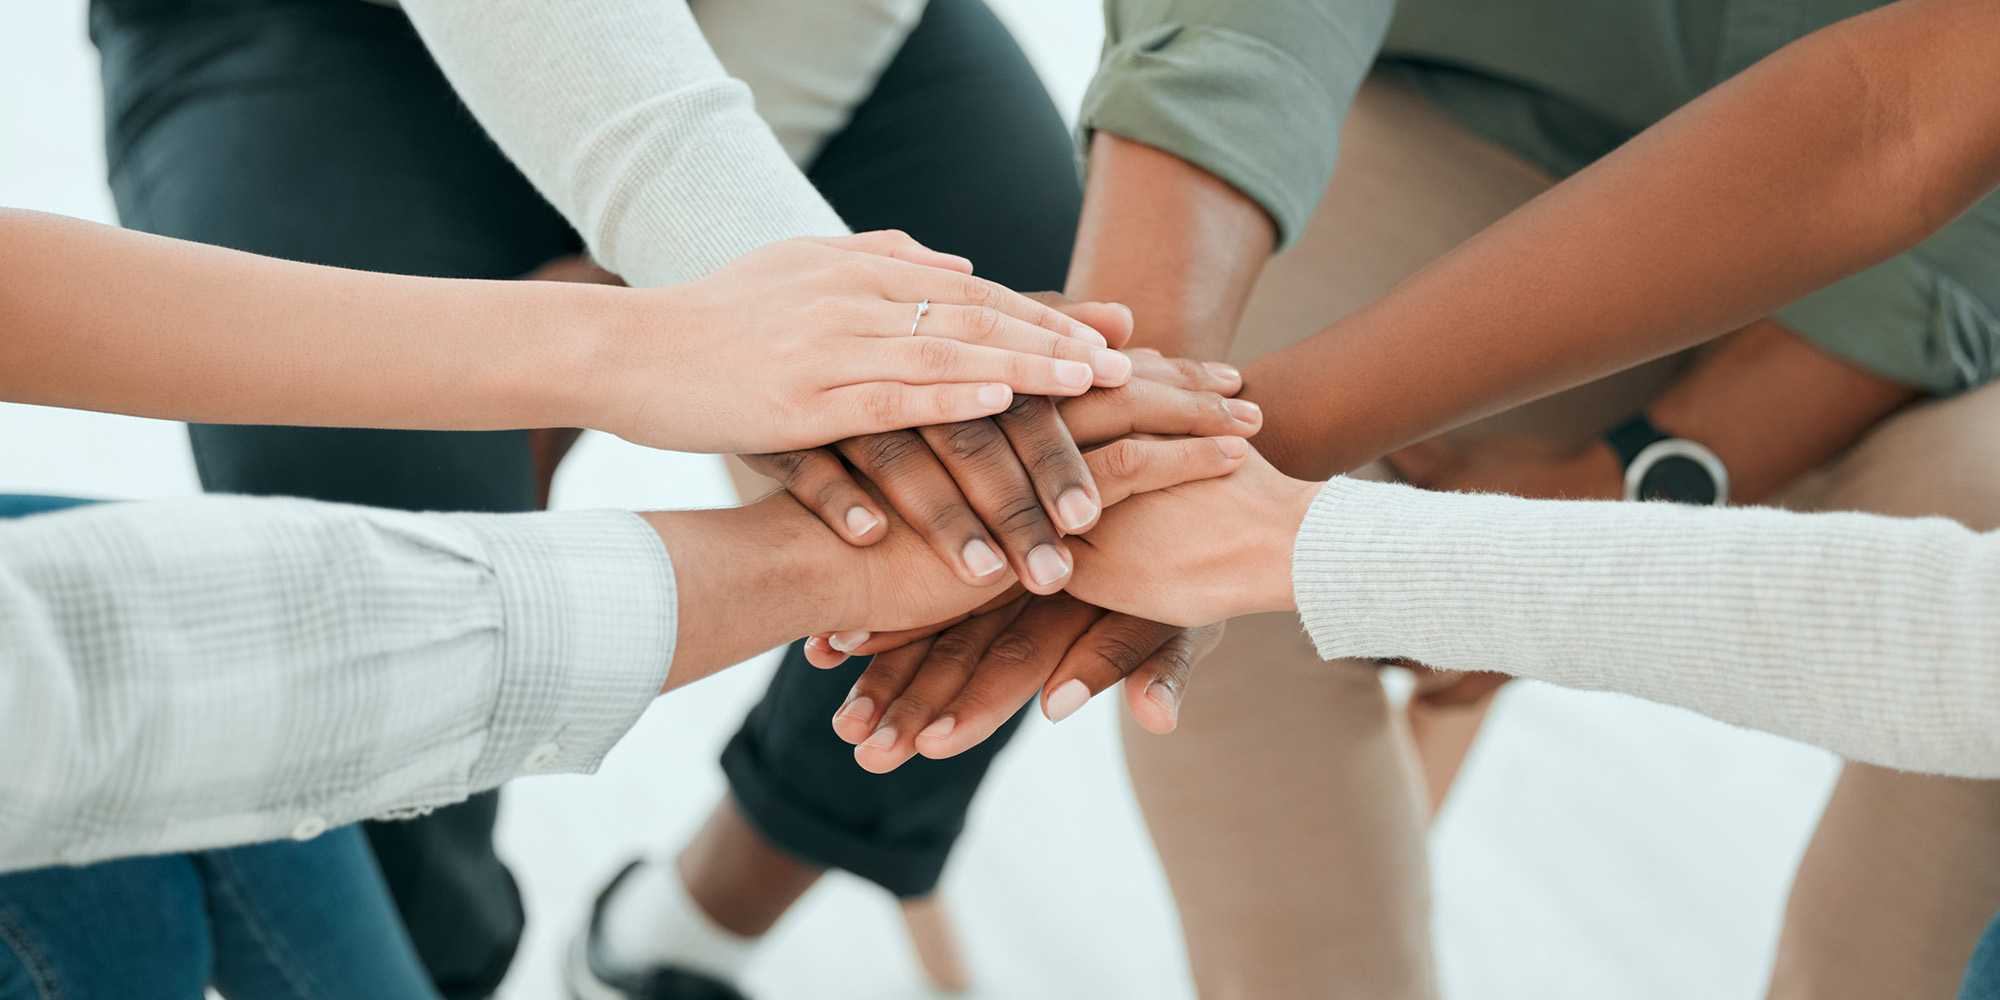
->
[676,797,824,937]
[1765,380,2000,1000]
[1119,76,1559,998]
[1123,617,1437,1000]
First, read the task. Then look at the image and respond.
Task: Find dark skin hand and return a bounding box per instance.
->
[1386,316,1920,706]
[811,134,1279,770]
[743,296,1236,594]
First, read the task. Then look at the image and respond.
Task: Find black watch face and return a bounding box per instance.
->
[1638,456,1718,505]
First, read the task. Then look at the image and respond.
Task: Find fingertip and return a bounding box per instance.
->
[804,635,850,668]
[1091,349,1133,386]
[843,505,883,542]
[1214,435,1250,460]
[1068,322,1109,348]
[1223,398,1262,428]
[975,383,1013,413]
[1044,677,1090,723]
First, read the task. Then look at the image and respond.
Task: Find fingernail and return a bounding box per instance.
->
[1046,679,1089,723]
[1205,362,1241,381]
[1056,489,1098,532]
[1215,435,1250,459]
[829,630,870,653]
[1070,323,1108,348]
[1054,360,1094,390]
[1027,544,1070,587]
[844,507,879,538]
[1145,679,1180,717]
[836,696,875,725]
[962,538,1005,578]
[862,727,897,750]
[919,716,957,741]
[1091,349,1133,383]
[976,383,1011,410]
[1224,398,1262,423]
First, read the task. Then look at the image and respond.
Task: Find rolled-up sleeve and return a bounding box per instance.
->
[0,499,674,872]
[1773,192,2000,395]
[1078,0,1392,250]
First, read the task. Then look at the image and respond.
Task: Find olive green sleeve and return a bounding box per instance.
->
[1077,0,1392,250]
[1773,192,2000,395]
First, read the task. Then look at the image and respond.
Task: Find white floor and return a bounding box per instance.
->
[2,4,1841,998]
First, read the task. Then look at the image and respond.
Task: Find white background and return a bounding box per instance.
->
[0,3,1840,997]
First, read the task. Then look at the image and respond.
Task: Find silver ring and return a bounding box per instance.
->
[908,299,930,336]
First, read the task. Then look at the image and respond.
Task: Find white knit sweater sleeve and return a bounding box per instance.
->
[1291,478,2000,777]
[396,0,849,288]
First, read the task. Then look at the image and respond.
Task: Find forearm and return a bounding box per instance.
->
[1245,0,2000,478]
[1293,478,2000,777]
[0,498,673,869]
[0,209,622,432]
[1064,133,1275,359]
[643,497,848,689]
[399,0,845,287]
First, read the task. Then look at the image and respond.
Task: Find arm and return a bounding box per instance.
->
[1246,0,2000,479]
[0,211,1127,455]
[395,0,843,288]
[0,437,1243,869]
[1062,460,2000,778]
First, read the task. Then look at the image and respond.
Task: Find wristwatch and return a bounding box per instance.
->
[1604,413,1729,506]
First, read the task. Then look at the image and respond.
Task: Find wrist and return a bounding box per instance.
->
[641,494,853,689]
[565,282,692,446]
[1260,475,1323,617]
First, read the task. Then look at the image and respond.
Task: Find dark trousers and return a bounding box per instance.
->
[89,0,1078,993]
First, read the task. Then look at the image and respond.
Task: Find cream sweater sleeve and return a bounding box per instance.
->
[1292,478,2000,777]
[395,0,849,288]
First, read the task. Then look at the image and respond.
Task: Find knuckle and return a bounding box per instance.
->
[1097,439,1149,482]
[993,496,1052,535]
[983,629,1045,670]
[916,336,961,373]
[925,630,987,670]
[934,419,1008,462]
[856,385,903,425]
[853,431,926,472]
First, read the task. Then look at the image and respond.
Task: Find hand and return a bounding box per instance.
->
[593,231,1134,454]
[1382,434,1622,501]
[744,348,1262,592]
[1059,447,1318,628]
[829,597,1224,773]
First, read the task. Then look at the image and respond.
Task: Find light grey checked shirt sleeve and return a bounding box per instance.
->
[0,498,675,873]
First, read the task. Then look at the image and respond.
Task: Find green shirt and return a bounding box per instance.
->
[1080,0,2000,393]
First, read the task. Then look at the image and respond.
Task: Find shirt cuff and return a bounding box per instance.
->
[457,510,676,788]
[1079,19,1380,251]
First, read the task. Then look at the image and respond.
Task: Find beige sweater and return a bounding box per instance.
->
[388,0,924,287]
[1293,478,2000,777]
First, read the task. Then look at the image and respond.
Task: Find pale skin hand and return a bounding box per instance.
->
[640,434,1253,692]
[0,213,1126,455]
[751,345,1259,593]
[826,448,1312,772]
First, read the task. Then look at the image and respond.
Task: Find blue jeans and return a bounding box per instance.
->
[1964,909,2000,999]
[0,496,439,1000]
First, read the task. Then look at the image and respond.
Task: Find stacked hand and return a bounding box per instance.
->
[587,230,1137,455]
[753,326,1285,773]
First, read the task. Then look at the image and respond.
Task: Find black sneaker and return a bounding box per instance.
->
[565,862,751,1000]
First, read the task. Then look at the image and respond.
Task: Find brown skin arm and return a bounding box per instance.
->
[1065,132,1277,359]
[1391,317,1922,506]
[1244,0,2000,480]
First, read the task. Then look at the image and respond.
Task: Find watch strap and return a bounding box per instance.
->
[1604,413,1671,471]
